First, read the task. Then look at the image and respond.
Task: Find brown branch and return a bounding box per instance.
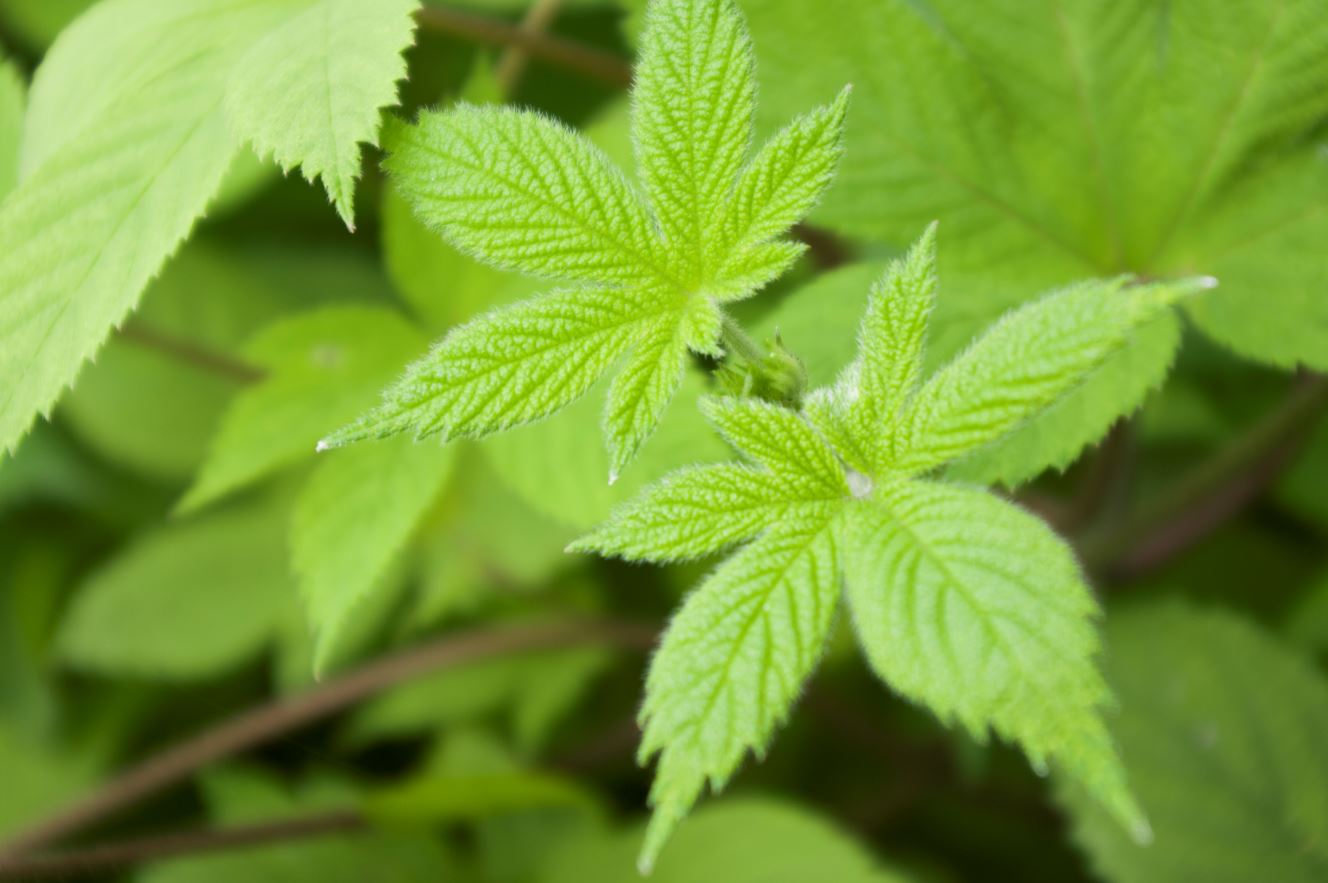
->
[1084,373,1328,580]
[415,6,632,89]
[0,619,655,861]
[495,0,563,94]
[116,325,264,384]
[0,812,364,881]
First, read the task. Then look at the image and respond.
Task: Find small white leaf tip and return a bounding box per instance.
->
[315,439,331,452]
[608,469,620,486]
[1130,817,1154,847]
[1198,275,1219,289]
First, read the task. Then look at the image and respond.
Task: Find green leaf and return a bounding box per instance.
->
[0,0,286,454]
[57,499,293,680]
[1057,602,1328,883]
[0,53,23,199]
[183,305,425,511]
[569,463,827,563]
[637,515,842,873]
[603,313,690,481]
[324,288,655,449]
[482,369,727,531]
[700,396,847,493]
[746,0,1328,370]
[0,725,92,839]
[225,0,419,228]
[632,0,755,267]
[893,277,1204,475]
[843,480,1145,841]
[541,798,916,883]
[949,311,1182,487]
[384,105,666,285]
[291,437,456,671]
[350,0,849,470]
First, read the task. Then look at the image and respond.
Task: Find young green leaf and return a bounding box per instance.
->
[333,0,850,473]
[291,437,456,671]
[843,481,1144,838]
[891,276,1209,475]
[224,0,420,229]
[636,515,842,874]
[576,228,1191,864]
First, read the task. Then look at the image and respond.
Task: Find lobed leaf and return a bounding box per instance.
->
[384,104,669,286]
[291,437,456,671]
[638,514,842,873]
[892,277,1206,475]
[225,0,420,228]
[844,480,1145,839]
[323,288,660,449]
[633,0,754,269]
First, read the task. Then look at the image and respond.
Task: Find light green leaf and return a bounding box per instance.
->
[354,0,849,469]
[717,85,851,257]
[950,311,1182,487]
[1058,602,1328,883]
[632,0,755,266]
[542,798,916,883]
[183,305,425,511]
[637,515,841,873]
[700,396,846,493]
[0,0,287,454]
[291,437,456,670]
[844,480,1144,840]
[225,0,419,228]
[0,54,23,199]
[384,105,667,285]
[324,288,657,449]
[893,277,1203,475]
[569,462,826,563]
[57,499,293,679]
[603,313,690,481]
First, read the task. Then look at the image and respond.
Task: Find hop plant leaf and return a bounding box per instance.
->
[573,227,1211,868]
[323,0,851,479]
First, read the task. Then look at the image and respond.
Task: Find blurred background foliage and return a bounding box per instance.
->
[0,1,1326,881]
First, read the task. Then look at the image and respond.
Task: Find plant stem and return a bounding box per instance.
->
[495,0,563,94]
[116,325,264,384]
[415,6,632,88]
[0,619,655,861]
[0,812,364,881]
[719,315,768,367]
[1084,372,1328,579]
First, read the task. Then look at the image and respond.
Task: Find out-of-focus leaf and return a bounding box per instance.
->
[346,643,610,753]
[0,724,92,838]
[540,797,916,883]
[484,371,726,530]
[746,0,1328,371]
[0,0,95,49]
[1058,601,1328,883]
[57,498,293,679]
[1286,573,1328,660]
[0,52,23,198]
[181,305,426,512]
[292,437,456,670]
[142,767,457,883]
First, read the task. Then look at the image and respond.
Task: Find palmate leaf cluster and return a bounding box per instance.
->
[325,0,850,479]
[1,0,1327,882]
[576,228,1207,867]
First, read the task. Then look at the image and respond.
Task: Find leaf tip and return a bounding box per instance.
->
[1130,816,1154,847]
